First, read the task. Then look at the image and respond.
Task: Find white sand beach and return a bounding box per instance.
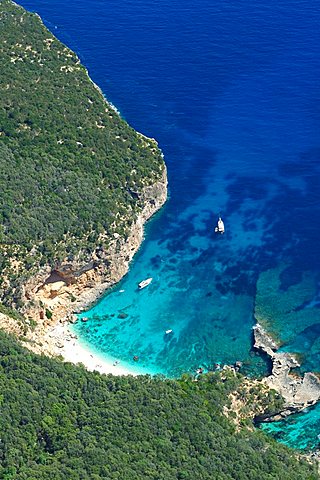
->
[44,321,144,376]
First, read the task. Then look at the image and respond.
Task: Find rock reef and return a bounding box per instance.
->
[253,323,320,419]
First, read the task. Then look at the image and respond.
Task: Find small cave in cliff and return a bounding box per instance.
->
[44,271,70,286]
[34,270,69,297]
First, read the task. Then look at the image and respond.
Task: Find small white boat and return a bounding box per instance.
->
[165,329,173,335]
[138,277,153,289]
[113,360,120,366]
[214,216,225,234]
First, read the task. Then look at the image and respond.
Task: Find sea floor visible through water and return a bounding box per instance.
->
[259,402,320,451]
[18,0,320,448]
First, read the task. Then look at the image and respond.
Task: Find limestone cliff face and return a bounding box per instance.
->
[21,167,167,327]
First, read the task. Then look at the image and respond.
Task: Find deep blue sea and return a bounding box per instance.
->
[18,0,320,448]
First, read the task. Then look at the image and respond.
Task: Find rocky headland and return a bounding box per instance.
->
[7,168,167,363]
[253,323,320,420]
[0,0,168,369]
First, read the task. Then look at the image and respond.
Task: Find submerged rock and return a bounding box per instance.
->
[255,264,319,345]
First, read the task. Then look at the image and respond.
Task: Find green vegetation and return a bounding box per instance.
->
[0,330,316,480]
[228,381,285,428]
[0,0,165,306]
[0,3,317,478]
[0,303,24,323]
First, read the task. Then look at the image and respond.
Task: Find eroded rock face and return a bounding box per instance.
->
[20,168,167,326]
[253,324,320,416]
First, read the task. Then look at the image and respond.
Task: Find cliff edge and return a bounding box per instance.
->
[0,0,167,339]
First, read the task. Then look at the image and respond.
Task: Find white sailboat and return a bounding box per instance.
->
[214,216,225,234]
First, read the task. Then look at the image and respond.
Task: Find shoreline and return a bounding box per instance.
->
[7,170,168,376]
[1,0,169,379]
[45,321,147,376]
[253,323,320,418]
[16,172,167,375]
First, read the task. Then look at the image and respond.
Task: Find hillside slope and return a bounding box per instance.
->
[0,0,166,316]
[0,330,317,480]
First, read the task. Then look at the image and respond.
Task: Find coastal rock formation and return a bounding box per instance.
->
[0,167,167,364]
[22,167,167,324]
[253,324,320,417]
[0,0,166,328]
[0,0,168,364]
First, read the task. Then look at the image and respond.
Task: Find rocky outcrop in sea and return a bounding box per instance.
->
[253,323,320,420]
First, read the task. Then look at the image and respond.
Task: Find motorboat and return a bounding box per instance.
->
[138,277,153,289]
[214,216,225,234]
[165,329,173,335]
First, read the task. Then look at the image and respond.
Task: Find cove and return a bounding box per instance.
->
[17,0,320,445]
[259,402,320,451]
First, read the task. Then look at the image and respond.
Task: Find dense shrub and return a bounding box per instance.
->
[0,330,317,479]
[0,0,165,302]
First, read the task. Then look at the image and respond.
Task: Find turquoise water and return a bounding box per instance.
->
[18,0,320,445]
[75,211,259,377]
[260,403,320,451]
[19,0,320,379]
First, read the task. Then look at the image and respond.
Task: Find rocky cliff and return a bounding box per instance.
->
[21,167,167,329]
[0,0,166,321]
[253,323,320,419]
